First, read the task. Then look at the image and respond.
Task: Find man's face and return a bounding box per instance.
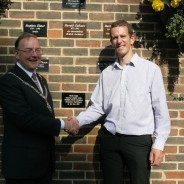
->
[15,37,42,72]
[110,26,135,58]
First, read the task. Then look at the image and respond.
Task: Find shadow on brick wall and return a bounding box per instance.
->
[135,0,180,95]
[55,121,103,184]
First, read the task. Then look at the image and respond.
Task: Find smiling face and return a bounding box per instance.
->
[110,26,135,64]
[15,37,42,72]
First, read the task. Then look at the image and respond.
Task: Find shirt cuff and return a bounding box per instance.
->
[60,119,65,130]
[152,138,165,151]
[76,116,83,127]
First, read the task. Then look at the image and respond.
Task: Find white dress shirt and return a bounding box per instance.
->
[77,53,171,150]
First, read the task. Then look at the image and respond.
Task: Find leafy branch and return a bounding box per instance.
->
[0,0,13,19]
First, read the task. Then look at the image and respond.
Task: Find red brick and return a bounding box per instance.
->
[165,172,184,179]
[48,30,62,38]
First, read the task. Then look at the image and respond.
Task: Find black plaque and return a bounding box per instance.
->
[63,23,86,38]
[103,23,111,38]
[37,59,49,72]
[62,0,86,9]
[23,22,47,37]
[97,61,114,72]
[62,93,85,108]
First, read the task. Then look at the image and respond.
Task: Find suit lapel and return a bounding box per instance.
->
[12,65,44,94]
[10,65,53,115]
[12,65,37,88]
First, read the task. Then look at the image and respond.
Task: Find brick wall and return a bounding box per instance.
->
[0,0,183,183]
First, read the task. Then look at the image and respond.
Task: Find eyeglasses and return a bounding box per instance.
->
[17,49,43,55]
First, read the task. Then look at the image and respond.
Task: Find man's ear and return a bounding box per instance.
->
[110,37,112,44]
[130,34,135,45]
[15,51,19,61]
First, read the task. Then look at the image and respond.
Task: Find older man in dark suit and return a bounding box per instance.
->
[0,33,78,184]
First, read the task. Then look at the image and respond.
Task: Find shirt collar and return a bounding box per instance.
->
[16,62,36,78]
[129,53,139,67]
[113,53,139,69]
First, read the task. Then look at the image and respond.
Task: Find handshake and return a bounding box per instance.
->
[64,116,80,135]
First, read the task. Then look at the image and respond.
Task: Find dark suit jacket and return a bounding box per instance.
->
[0,64,61,179]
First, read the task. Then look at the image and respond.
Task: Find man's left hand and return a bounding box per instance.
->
[149,148,163,166]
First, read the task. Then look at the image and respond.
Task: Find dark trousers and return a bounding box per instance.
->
[5,170,52,184]
[100,127,152,184]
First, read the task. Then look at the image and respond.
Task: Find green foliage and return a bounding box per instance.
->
[0,0,13,18]
[165,8,184,50]
[163,0,170,6]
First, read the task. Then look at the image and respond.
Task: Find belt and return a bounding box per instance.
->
[102,126,127,136]
[101,126,151,137]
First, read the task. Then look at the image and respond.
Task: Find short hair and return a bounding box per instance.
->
[110,20,134,38]
[15,32,37,51]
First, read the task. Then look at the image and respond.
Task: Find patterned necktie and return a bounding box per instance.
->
[32,73,42,92]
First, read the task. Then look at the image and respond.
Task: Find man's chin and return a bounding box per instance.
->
[117,47,125,53]
[29,65,39,71]
[117,51,126,57]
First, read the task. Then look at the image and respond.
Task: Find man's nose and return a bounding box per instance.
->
[117,36,121,43]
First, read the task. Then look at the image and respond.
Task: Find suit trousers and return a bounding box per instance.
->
[5,169,52,184]
[100,127,152,184]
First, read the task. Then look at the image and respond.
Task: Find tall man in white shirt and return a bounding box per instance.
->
[69,20,171,184]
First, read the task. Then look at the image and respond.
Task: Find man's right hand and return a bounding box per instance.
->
[64,116,79,135]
